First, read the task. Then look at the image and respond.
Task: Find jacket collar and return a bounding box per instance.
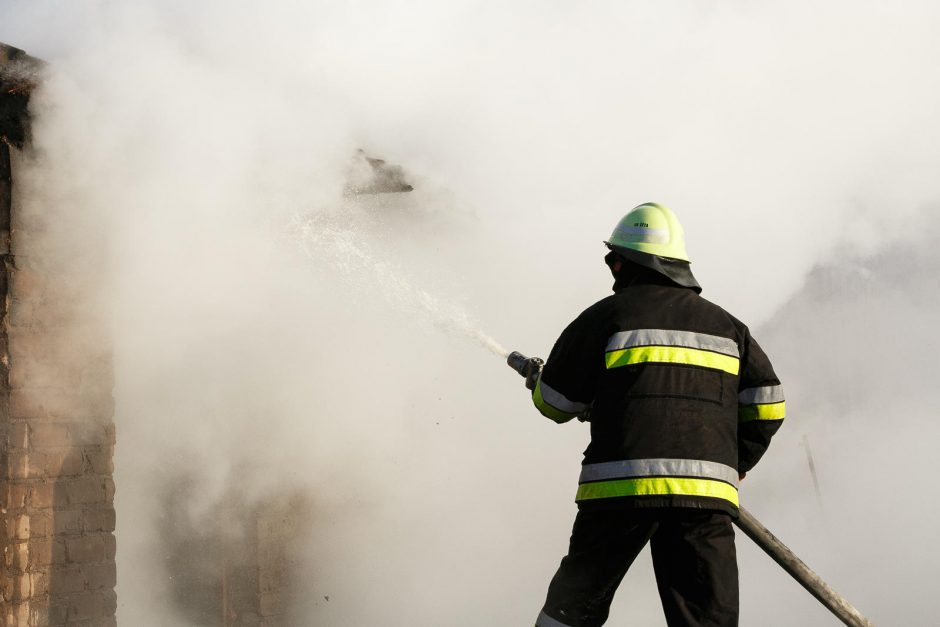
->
[608,246,702,294]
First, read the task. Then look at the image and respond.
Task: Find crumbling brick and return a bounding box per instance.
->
[32,597,71,626]
[0,569,12,601]
[9,389,114,422]
[52,509,82,536]
[50,565,85,594]
[65,590,102,622]
[25,423,70,449]
[6,450,28,478]
[81,508,115,533]
[103,534,115,561]
[12,601,30,626]
[13,572,31,601]
[65,536,105,565]
[9,266,45,304]
[28,482,58,509]
[101,588,117,615]
[29,512,54,539]
[9,389,41,420]
[49,449,86,477]
[10,363,83,389]
[83,449,112,475]
[6,511,52,542]
[6,482,28,508]
[26,539,66,568]
[68,423,111,447]
[12,514,29,541]
[9,449,84,479]
[84,562,116,590]
[1,63,116,625]
[8,420,28,448]
[9,541,29,571]
[29,569,48,597]
[61,478,107,507]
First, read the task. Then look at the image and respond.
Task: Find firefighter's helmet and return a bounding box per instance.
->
[605,202,690,262]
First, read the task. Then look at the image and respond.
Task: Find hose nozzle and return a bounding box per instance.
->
[507,351,544,390]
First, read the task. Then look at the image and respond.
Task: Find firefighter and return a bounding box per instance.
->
[528,203,785,627]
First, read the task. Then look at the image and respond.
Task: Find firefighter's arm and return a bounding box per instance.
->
[737,328,785,472]
[531,309,603,424]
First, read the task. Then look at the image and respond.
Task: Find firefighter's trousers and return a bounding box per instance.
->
[536,507,738,627]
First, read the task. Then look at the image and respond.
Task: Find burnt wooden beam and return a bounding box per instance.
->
[344,149,414,196]
[0,142,10,254]
[0,42,43,148]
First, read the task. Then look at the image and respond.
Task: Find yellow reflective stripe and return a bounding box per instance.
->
[576,477,739,506]
[605,346,740,375]
[533,380,577,424]
[738,401,786,422]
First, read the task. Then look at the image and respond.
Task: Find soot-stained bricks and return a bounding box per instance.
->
[1,41,117,627]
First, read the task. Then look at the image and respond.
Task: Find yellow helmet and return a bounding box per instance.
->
[605,202,690,262]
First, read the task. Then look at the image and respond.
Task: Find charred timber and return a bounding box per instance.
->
[0,42,43,148]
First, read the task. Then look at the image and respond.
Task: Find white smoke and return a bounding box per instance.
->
[2,1,939,624]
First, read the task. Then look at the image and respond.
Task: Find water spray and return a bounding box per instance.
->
[294,212,509,358]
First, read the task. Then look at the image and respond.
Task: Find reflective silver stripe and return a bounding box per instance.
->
[606,329,739,357]
[538,379,589,414]
[612,225,670,244]
[738,385,785,404]
[536,610,575,627]
[579,458,739,487]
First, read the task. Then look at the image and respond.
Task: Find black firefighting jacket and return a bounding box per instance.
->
[532,271,784,515]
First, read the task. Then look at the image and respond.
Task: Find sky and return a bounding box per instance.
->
[1,1,939,624]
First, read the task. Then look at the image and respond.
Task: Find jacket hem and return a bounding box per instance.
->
[576,494,739,518]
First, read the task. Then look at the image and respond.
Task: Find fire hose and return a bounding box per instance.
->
[733,507,873,627]
[507,351,874,627]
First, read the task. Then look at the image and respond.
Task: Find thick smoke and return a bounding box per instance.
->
[735,223,940,626]
[2,1,939,624]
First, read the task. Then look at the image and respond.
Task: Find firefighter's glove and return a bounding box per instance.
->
[523,357,544,391]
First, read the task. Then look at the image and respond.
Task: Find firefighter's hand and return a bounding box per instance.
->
[524,357,544,391]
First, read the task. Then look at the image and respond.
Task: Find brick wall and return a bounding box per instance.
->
[1,44,118,626]
[1,41,313,625]
[256,493,311,626]
[158,470,312,626]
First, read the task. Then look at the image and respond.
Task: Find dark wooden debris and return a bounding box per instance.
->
[344,149,414,196]
[1,42,44,148]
